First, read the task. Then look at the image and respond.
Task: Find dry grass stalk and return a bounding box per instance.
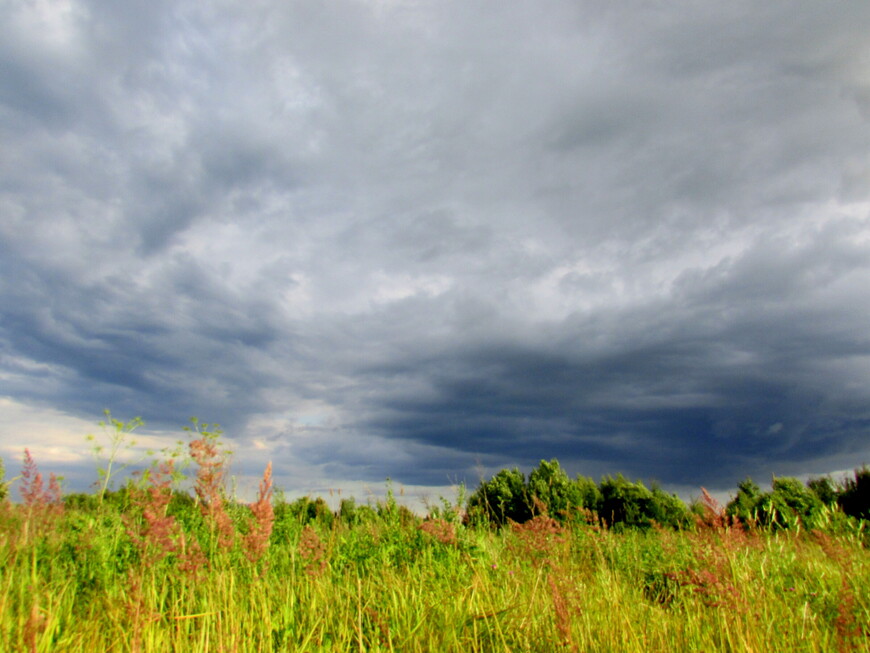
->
[298,525,327,577]
[670,524,746,610]
[124,571,162,653]
[812,531,866,651]
[510,514,568,565]
[19,449,62,512]
[833,577,863,653]
[128,461,207,576]
[19,450,63,532]
[697,487,727,530]
[695,487,755,555]
[548,575,579,652]
[128,461,178,564]
[23,590,44,653]
[664,567,742,609]
[365,607,392,648]
[243,462,274,565]
[190,436,235,550]
[419,518,456,546]
[573,506,602,530]
[811,529,851,567]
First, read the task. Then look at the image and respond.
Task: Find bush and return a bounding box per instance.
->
[598,475,687,530]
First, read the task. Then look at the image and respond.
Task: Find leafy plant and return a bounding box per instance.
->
[86,409,146,504]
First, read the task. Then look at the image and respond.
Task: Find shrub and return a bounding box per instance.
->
[598,475,688,530]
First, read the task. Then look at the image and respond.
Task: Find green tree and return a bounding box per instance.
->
[758,477,823,528]
[648,482,689,529]
[598,475,655,529]
[838,466,870,521]
[806,476,838,506]
[467,467,531,526]
[726,477,762,522]
[596,476,687,530]
[575,475,603,514]
[527,459,584,521]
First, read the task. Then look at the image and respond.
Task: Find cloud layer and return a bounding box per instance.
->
[2,0,870,495]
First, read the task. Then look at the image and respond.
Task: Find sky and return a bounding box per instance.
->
[2,0,870,506]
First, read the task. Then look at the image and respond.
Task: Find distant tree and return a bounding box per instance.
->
[756,477,823,528]
[806,476,838,506]
[597,475,688,530]
[338,497,360,525]
[838,465,870,521]
[284,496,335,527]
[467,467,531,526]
[575,475,603,514]
[648,482,690,529]
[726,477,762,522]
[599,475,657,529]
[527,459,584,521]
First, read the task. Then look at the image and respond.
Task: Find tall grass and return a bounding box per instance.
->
[0,447,868,651]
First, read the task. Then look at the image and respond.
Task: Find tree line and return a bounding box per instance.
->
[465,459,870,530]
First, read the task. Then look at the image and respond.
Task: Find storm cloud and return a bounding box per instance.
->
[1,0,869,497]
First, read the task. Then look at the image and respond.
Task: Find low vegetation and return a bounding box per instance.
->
[0,415,868,651]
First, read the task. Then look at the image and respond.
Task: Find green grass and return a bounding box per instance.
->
[1,495,868,652]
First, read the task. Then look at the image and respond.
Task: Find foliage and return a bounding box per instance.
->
[574,474,603,515]
[424,483,468,525]
[726,477,762,522]
[807,475,838,506]
[598,475,688,530]
[727,473,870,532]
[839,465,870,521]
[466,467,531,526]
[762,477,825,528]
[527,459,586,520]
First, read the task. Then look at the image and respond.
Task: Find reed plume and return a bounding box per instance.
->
[243,461,274,565]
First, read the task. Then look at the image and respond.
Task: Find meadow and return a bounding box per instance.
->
[1,419,868,652]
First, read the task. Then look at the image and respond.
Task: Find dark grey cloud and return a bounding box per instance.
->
[1,0,869,496]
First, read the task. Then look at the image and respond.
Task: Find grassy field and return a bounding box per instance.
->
[1,428,868,651]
